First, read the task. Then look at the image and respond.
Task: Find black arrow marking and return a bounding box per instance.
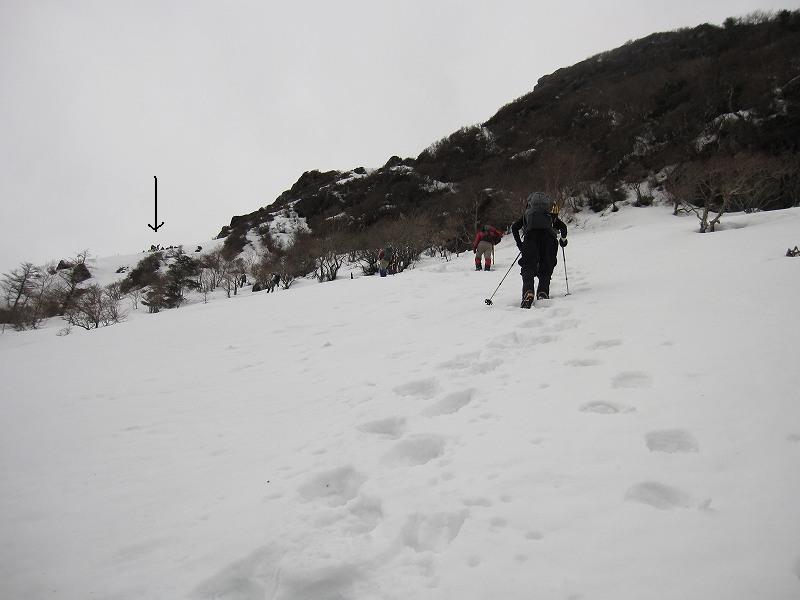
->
[148,175,165,232]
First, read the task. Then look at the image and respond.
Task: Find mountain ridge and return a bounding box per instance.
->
[215,12,800,247]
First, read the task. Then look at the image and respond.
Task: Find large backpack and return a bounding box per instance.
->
[484,226,503,245]
[523,192,554,233]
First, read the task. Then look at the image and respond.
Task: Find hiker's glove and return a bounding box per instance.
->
[559,238,568,248]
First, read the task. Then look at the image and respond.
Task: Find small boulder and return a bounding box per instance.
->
[72,262,91,283]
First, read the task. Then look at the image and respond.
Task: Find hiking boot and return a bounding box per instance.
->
[537,290,549,300]
[484,265,491,271]
[475,264,482,271]
[520,291,535,309]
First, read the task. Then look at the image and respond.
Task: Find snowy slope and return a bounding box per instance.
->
[1,205,799,599]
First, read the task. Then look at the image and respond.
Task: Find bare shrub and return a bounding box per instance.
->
[200,249,226,290]
[198,269,217,303]
[666,153,787,232]
[220,257,247,298]
[127,287,142,310]
[273,232,315,288]
[1,262,59,330]
[65,283,126,330]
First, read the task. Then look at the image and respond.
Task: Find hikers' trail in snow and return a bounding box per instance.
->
[1,206,800,599]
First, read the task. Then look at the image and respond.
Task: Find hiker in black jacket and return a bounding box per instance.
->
[511,192,568,308]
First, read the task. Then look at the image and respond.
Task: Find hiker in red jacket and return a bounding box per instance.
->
[473,224,503,271]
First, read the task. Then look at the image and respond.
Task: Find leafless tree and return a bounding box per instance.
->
[200,249,226,290]
[666,153,785,232]
[127,287,143,310]
[274,234,315,289]
[56,259,91,315]
[309,233,347,282]
[1,262,44,330]
[64,284,124,329]
[2,262,37,313]
[103,283,127,325]
[220,256,246,297]
[30,265,58,328]
[198,268,216,303]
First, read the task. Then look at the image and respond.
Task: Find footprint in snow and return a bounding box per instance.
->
[357,416,407,439]
[587,339,622,351]
[645,430,699,453]
[400,511,467,553]
[565,358,603,367]
[487,331,559,350]
[336,495,384,534]
[423,389,474,417]
[298,466,367,507]
[474,359,503,374]
[625,481,694,510]
[545,318,581,333]
[381,434,446,467]
[518,318,544,329]
[462,497,492,507]
[580,401,635,414]
[612,371,653,389]
[437,352,482,370]
[192,546,279,600]
[393,377,439,399]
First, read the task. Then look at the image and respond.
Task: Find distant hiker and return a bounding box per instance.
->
[473,224,503,271]
[239,273,247,287]
[267,273,280,292]
[378,246,395,277]
[512,192,568,308]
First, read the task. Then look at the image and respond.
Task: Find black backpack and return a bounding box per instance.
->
[523,192,554,232]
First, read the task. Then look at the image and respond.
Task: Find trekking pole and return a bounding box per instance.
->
[561,245,571,296]
[485,252,521,306]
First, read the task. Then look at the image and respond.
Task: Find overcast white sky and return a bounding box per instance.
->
[0,0,791,270]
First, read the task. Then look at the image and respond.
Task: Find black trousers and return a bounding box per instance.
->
[519,230,558,297]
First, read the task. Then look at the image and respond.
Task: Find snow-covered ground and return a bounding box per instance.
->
[2,205,799,599]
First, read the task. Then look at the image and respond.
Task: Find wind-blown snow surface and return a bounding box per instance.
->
[2,206,800,599]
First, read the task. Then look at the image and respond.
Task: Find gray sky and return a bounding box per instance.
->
[0,0,790,270]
